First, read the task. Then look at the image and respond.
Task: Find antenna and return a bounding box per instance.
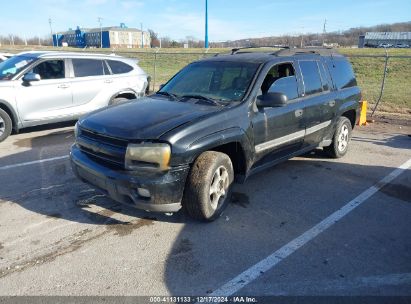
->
[322,19,327,46]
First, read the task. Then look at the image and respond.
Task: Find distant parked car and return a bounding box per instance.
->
[378,43,393,48]
[395,43,410,48]
[0,52,14,63]
[0,51,149,142]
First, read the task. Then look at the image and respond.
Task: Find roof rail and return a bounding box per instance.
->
[231,45,289,55]
[273,47,340,57]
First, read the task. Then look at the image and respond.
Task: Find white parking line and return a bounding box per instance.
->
[255,273,411,295]
[0,155,69,171]
[210,158,411,296]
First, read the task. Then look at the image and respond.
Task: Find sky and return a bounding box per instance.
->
[1,0,410,41]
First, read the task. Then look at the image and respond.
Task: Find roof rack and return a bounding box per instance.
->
[273,47,340,57]
[231,45,289,55]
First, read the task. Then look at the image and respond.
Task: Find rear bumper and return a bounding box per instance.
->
[70,145,189,213]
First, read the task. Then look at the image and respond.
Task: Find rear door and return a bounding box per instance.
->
[297,59,336,147]
[69,58,112,109]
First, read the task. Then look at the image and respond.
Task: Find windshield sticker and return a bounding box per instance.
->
[15,60,29,69]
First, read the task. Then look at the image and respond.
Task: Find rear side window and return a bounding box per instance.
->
[328,59,357,90]
[107,60,133,74]
[72,59,108,77]
[298,61,323,96]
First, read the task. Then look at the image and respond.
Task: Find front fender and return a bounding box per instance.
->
[185,127,253,165]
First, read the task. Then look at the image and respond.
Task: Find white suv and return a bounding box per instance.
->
[0,51,149,142]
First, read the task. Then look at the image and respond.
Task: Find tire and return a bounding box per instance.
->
[0,109,12,143]
[183,151,234,221]
[324,116,352,158]
[109,97,129,106]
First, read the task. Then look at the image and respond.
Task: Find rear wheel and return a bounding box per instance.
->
[0,109,12,143]
[324,116,352,158]
[183,151,234,221]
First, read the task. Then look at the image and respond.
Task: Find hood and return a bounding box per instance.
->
[0,80,13,87]
[79,96,222,140]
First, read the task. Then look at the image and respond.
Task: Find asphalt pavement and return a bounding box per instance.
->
[0,119,410,297]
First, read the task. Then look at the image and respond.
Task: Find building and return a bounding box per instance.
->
[54,23,151,48]
[358,32,411,48]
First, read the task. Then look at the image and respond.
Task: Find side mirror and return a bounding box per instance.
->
[23,72,41,83]
[256,92,288,108]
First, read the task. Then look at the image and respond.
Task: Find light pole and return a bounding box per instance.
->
[205,0,209,48]
[48,18,54,47]
[98,17,103,48]
[141,23,144,48]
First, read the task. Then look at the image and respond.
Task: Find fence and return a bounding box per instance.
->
[115,49,411,114]
[1,47,410,113]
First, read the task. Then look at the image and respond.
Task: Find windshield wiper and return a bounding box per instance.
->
[179,94,223,106]
[156,91,179,101]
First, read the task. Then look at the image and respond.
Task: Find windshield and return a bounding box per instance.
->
[159,61,260,103]
[0,55,36,80]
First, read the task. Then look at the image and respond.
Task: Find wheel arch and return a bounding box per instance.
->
[341,109,356,129]
[0,100,19,132]
[186,128,252,182]
[109,90,138,104]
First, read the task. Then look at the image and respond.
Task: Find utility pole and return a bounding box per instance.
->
[300,27,304,48]
[205,0,209,48]
[98,17,103,48]
[141,23,144,48]
[322,19,327,46]
[48,18,54,47]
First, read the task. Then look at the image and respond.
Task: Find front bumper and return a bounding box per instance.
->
[70,144,189,213]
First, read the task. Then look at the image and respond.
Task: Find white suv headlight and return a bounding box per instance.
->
[125,143,171,171]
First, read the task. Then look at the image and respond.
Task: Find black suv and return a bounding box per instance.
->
[70,48,361,221]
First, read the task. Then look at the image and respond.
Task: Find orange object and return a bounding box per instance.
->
[358,100,368,126]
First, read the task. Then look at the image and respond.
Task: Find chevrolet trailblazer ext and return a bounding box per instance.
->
[71,48,361,221]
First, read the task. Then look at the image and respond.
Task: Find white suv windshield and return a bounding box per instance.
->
[0,55,36,80]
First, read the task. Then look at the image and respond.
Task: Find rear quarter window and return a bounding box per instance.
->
[328,59,357,90]
[72,59,108,77]
[107,60,133,74]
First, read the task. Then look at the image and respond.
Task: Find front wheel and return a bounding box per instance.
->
[183,151,234,221]
[324,117,352,158]
[0,109,12,143]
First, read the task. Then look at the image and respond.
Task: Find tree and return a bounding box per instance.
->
[148,29,160,48]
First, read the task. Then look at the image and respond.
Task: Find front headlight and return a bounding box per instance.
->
[125,143,171,171]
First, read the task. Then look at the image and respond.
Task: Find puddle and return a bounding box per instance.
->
[171,238,193,256]
[380,183,411,203]
[45,213,62,219]
[231,192,250,208]
[109,218,155,237]
[14,130,74,148]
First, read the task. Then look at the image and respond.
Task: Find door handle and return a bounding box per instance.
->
[295,109,303,118]
[57,84,69,89]
[104,79,113,83]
